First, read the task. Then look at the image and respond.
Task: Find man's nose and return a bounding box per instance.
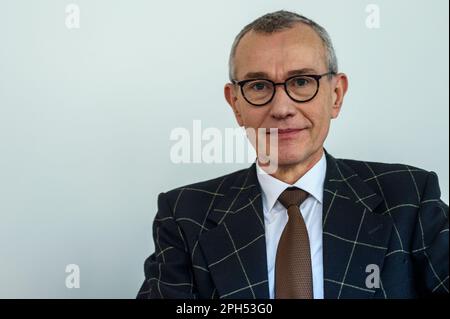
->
[269,84,297,119]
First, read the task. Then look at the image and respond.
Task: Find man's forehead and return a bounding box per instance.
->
[234,24,326,79]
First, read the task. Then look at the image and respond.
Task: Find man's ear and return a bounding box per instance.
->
[224,83,244,126]
[330,73,348,119]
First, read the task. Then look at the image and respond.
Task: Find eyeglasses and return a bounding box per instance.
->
[231,72,336,106]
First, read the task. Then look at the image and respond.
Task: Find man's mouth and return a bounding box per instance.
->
[265,128,306,139]
[266,128,305,134]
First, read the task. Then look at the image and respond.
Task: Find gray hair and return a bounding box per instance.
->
[228,10,338,81]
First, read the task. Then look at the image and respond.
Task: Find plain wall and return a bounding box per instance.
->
[0,0,448,298]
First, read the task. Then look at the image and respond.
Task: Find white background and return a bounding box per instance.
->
[0,0,448,298]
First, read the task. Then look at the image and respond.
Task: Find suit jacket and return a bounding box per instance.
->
[137,149,449,299]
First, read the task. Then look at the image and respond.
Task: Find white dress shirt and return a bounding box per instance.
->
[256,151,326,299]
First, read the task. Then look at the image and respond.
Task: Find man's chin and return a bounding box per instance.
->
[276,154,306,167]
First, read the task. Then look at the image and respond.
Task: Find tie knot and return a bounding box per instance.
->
[278,187,309,209]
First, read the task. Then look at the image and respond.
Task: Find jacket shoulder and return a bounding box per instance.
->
[338,156,434,204]
[161,167,250,216]
[339,157,430,177]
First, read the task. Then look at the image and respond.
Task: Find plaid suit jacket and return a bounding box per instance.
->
[137,149,449,299]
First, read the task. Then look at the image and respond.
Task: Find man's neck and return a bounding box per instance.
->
[258,147,324,185]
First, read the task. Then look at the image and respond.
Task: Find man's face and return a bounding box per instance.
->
[225,23,347,168]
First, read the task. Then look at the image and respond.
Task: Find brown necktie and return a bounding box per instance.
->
[275,187,313,299]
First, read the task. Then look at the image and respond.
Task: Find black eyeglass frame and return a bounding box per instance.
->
[231,72,336,106]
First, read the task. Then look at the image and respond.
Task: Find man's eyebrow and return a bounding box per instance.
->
[286,68,318,76]
[242,71,269,79]
[242,68,319,80]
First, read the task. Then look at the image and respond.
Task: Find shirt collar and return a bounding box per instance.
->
[256,150,327,214]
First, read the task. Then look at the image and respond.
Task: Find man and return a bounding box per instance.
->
[137,11,448,299]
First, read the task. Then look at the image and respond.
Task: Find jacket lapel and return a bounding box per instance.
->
[322,149,393,298]
[198,165,270,299]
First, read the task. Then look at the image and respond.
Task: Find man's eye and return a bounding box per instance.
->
[294,78,309,87]
[250,82,268,91]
